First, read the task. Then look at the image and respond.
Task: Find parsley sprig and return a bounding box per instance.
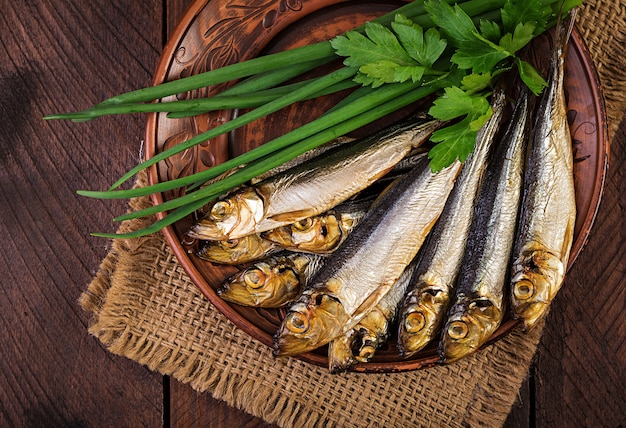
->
[330,15,448,88]
[46,0,581,238]
[331,0,577,171]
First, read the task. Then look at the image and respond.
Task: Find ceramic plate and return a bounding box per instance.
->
[145,0,609,372]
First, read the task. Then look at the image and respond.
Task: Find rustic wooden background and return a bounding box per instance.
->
[0,1,623,426]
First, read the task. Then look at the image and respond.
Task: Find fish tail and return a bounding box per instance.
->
[555,5,578,58]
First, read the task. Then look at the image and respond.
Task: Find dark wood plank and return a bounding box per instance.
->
[504,374,532,427]
[0,1,165,426]
[531,117,626,427]
[6,0,617,426]
[170,379,277,428]
[161,1,279,425]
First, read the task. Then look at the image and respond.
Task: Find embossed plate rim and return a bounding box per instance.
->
[145,0,609,372]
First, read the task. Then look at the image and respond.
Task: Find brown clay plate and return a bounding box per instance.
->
[145,0,609,372]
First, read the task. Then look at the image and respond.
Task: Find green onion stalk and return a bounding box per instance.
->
[46,0,578,238]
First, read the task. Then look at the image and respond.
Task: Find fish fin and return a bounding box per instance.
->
[555,6,578,54]
[369,177,401,209]
[267,208,318,223]
[560,213,576,265]
[351,286,391,321]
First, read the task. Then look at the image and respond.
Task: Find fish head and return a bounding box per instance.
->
[262,214,343,253]
[397,284,450,357]
[511,249,564,331]
[273,292,349,357]
[218,260,301,307]
[187,187,265,240]
[353,310,387,362]
[354,331,381,363]
[195,234,275,265]
[440,297,502,364]
[327,331,358,374]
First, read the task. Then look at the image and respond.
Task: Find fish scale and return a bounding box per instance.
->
[509,12,578,332]
[187,115,442,240]
[273,153,462,357]
[440,87,534,363]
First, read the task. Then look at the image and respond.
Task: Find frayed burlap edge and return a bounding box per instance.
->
[577,0,626,138]
[79,178,544,427]
[79,2,622,426]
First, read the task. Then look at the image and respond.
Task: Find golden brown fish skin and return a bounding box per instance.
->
[218,252,324,308]
[397,90,508,358]
[328,260,417,373]
[195,233,279,265]
[274,294,351,357]
[187,187,265,241]
[440,88,534,364]
[510,13,577,332]
[260,200,369,254]
[273,155,461,357]
[188,115,442,241]
[327,330,359,374]
[352,260,417,363]
[196,199,369,264]
[440,297,503,363]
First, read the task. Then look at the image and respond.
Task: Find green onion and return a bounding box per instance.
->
[104,66,357,190]
[47,0,578,238]
[45,77,358,122]
[93,83,438,238]
[78,79,435,203]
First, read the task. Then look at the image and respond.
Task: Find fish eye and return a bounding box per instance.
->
[210,201,232,220]
[244,268,266,289]
[404,312,426,333]
[293,217,313,231]
[422,289,442,304]
[469,300,493,311]
[514,280,535,300]
[359,344,377,361]
[285,312,309,334]
[220,239,240,249]
[447,321,469,340]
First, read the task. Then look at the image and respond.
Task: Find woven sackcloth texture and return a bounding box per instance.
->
[80,2,625,427]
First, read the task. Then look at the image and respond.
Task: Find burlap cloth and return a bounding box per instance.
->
[80,2,625,427]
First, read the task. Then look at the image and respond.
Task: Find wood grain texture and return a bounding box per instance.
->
[1,0,624,427]
[0,1,164,426]
[532,117,626,427]
[162,1,279,426]
[170,378,277,428]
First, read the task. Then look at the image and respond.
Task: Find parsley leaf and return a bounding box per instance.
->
[427,86,493,171]
[479,20,502,43]
[391,16,447,68]
[425,1,479,50]
[428,86,487,120]
[330,14,447,87]
[330,23,413,70]
[499,22,537,53]
[451,41,510,73]
[501,0,552,35]
[460,71,502,93]
[428,117,481,170]
[516,58,548,95]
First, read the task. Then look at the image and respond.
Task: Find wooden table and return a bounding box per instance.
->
[1,1,624,426]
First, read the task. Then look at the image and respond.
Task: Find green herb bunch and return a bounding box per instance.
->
[46,0,581,238]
